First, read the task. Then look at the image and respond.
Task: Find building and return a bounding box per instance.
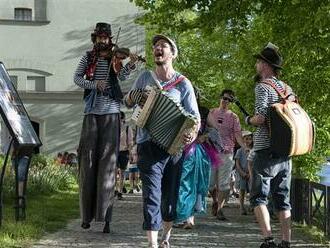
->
[0,0,145,154]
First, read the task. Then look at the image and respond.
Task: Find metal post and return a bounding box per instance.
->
[0,138,13,227]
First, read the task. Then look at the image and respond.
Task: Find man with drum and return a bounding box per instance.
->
[245,43,293,248]
[124,34,200,248]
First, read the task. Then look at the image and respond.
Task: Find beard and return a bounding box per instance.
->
[95,42,111,52]
[254,74,261,82]
[155,60,165,66]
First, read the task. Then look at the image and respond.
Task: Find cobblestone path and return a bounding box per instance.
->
[32,194,329,248]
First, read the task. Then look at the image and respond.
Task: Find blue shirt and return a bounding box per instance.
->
[130,70,200,144]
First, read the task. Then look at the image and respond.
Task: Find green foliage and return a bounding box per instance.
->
[132,0,330,179]
[2,154,78,196]
[0,189,79,248]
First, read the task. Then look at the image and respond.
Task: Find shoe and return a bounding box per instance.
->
[216,209,228,221]
[260,237,277,248]
[122,187,127,194]
[278,240,290,248]
[159,240,170,248]
[128,189,134,194]
[135,185,141,192]
[117,193,124,200]
[81,222,90,229]
[103,221,110,233]
[173,222,184,228]
[183,222,193,229]
[114,190,118,196]
[211,202,218,216]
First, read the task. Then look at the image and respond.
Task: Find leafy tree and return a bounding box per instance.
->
[132,0,330,180]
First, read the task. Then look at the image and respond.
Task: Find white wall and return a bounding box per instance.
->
[0,0,145,154]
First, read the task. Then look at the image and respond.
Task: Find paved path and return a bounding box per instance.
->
[32,194,329,248]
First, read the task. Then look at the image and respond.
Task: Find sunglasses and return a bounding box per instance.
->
[222,96,233,102]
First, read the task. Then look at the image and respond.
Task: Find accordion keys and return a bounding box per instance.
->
[132,86,198,155]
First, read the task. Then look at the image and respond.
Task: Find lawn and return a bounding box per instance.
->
[0,187,79,248]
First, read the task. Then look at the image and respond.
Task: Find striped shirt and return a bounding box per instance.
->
[74,55,135,115]
[254,76,293,151]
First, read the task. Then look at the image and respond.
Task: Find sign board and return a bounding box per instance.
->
[0,62,42,148]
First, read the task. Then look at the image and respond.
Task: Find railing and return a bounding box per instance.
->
[291,178,330,238]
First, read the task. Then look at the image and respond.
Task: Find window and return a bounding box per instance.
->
[14,8,32,21]
[27,76,45,92]
[9,76,18,89]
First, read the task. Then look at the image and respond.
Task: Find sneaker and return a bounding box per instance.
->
[183,222,193,229]
[81,222,90,229]
[159,240,170,248]
[128,189,134,194]
[278,240,290,248]
[117,193,124,200]
[260,237,277,248]
[135,185,141,192]
[216,209,228,221]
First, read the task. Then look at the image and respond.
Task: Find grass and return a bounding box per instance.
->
[0,186,79,248]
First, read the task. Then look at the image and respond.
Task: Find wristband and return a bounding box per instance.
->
[245,116,251,125]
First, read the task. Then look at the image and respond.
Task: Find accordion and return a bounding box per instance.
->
[131,86,198,155]
[263,80,315,157]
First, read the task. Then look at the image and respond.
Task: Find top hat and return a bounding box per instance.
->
[152,34,178,58]
[93,22,112,37]
[254,42,283,69]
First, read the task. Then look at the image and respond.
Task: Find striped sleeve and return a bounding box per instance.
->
[73,55,97,89]
[255,83,269,117]
[117,62,136,81]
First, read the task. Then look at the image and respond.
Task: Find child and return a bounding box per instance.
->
[128,145,140,194]
[234,130,253,215]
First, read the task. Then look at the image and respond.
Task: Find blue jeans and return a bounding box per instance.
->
[12,156,29,181]
[250,149,292,211]
[137,141,183,231]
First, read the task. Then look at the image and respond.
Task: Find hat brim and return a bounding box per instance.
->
[152,34,178,58]
[254,54,282,69]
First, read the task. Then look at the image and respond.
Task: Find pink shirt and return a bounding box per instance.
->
[208,108,241,153]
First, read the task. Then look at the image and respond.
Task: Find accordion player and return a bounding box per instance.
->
[131,85,199,155]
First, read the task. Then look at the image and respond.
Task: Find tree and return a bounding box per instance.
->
[132,0,330,180]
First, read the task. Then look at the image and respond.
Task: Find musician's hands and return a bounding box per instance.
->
[129,53,139,64]
[95,80,107,92]
[128,89,148,107]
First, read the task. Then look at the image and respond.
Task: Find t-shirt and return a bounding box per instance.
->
[130,70,200,144]
[208,108,241,154]
[254,76,293,151]
[234,147,248,172]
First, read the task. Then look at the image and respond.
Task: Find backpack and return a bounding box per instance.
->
[262,79,315,157]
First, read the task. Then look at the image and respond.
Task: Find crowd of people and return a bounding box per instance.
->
[72,22,293,248]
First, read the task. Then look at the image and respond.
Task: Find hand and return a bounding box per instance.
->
[183,132,196,145]
[129,53,139,64]
[197,134,208,144]
[95,80,107,91]
[128,89,148,107]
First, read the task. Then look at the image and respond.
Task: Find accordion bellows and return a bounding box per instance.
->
[269,101,315,157]
[132,86,198,155]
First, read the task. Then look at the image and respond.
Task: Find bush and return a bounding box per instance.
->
[2,154,78,197]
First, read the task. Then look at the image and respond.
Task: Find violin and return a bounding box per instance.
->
[113,47,146,63]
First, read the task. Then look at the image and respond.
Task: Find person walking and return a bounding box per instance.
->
[208,89,248,221]
[124,34,200,248]
[74,22,138,233]
[245,42,293,248]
